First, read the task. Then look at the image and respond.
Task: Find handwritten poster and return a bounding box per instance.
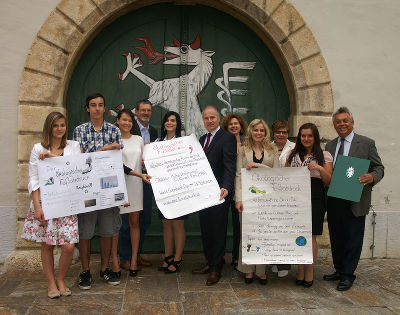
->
[241,167,312,265]
[143,134,223,219]
[38,150,128,220]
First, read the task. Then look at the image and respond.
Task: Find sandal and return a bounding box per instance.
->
[158,255,174,272]
[60,288,72,296]
[165,259,183,274]
[47,289,60,299]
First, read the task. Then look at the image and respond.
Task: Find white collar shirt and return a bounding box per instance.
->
[203,126,220,149]
[333,131,354,164]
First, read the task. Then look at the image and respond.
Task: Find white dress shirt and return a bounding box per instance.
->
[333,131,354,164]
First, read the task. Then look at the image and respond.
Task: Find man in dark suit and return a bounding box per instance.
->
[324,107,384,291]
[119,99,158,269]
[192,106,237,285]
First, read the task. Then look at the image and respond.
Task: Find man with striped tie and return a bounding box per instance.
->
[324,107,384,291]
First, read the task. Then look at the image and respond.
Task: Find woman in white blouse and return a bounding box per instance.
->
[22,112,80,298]
[271,119,295,277]
[272,119,295,168]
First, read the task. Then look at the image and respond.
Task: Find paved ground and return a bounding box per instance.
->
[0,254,399,314]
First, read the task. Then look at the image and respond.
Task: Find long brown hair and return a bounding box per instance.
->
[243,119,275,154]
[41,112,67,150]
[287,123,324,165]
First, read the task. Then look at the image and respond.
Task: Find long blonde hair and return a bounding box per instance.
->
[41,112,67,150]
[243,119,274,154]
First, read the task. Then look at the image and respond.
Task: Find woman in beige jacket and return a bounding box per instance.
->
[235,119,279,284]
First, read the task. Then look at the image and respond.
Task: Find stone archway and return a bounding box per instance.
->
[13,0,334,268]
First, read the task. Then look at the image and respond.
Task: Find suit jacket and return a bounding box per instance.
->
[235,146,280,202]
[326,133,384,216]
[132,121,158,142]
[200,129,237,195]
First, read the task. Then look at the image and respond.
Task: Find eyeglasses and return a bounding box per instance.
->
[274,131,288,135]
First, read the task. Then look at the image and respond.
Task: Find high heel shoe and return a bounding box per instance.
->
[244,275,254,284]
[259,277,268,285]
[303,280,313,288]
[158,255,174,272]
[129,269,140,277]
[296,279,304,286]
[165,259,183,274]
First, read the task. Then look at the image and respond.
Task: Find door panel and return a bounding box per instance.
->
[67,3,289,252]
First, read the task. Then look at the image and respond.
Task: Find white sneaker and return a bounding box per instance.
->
[271,265,278,273]
[278,270,289,277]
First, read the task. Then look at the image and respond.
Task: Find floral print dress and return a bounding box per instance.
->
[21,141,80,245]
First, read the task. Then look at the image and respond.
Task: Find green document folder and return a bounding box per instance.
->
[327,155,370,202]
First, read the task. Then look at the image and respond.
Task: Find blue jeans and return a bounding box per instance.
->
[118,214,131,262]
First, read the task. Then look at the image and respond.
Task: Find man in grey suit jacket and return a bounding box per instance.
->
[323,107,384,291]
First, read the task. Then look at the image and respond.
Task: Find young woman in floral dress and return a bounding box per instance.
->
[22,112,80,298]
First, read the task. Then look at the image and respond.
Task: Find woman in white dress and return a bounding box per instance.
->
[156,111,187,273]
[112,109,151,277]
[21,112,80,298]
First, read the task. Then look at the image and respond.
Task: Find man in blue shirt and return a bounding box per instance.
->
[73,93,123,289]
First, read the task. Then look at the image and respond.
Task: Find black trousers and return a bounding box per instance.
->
[139,181,153,254]
[229,199,240,261]
[327,196,366,282]
[199,198,230,273]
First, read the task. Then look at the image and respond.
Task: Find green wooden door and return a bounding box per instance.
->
[66,3,289,252]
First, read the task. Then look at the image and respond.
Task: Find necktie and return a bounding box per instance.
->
[203,133,211,152]
[338,138,345,156]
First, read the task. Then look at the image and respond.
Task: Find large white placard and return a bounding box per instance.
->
[241,167,312,265]
[143,134,223,219]
[38,150,128,220]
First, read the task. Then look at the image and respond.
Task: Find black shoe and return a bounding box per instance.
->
[244,276,254,284]
[100,268,120,285]
[165,259,183,274]
[107,271,121,286]
[259,277,268,285]
[323,272,340,281]
[158,255,174,272]
[295,279,304,286]
[129,269,139,277]
[78,270,92,290]
[100,268,112,281]
[303,280,313,288]
[337,280,352,291]
[231,259,238,268]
